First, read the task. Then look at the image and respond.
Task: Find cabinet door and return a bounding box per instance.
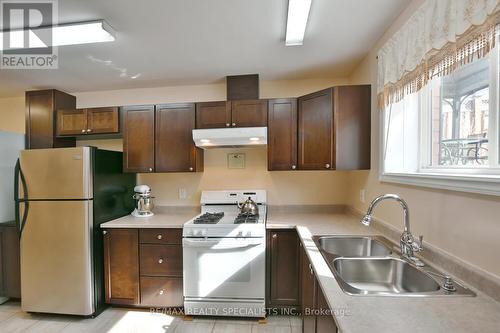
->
[333,85,371,170]
[155,103,203,172]
[87,107,119,134]
[56,109,87,136]
[267,230,300,308]
[0,225,21,298]
[230,99,268,127]
[300,244,316,333]
[195,101,231,129]
[26,90,76,149]
[298,88,333,170]
[316,281,337,333]
[268,99,297,171]
[103,229,139,305]
[122,105,155,173]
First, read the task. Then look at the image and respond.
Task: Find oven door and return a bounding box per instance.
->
[183,237,265,299]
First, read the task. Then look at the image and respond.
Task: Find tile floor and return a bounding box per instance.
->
[0,302,302,333]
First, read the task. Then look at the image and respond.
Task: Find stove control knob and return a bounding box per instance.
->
[237,231,243,237]
[186,230,193,236]
[246,231,252,237]
[201,229,207,237]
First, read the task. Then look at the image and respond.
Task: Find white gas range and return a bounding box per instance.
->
[183,190,267,318]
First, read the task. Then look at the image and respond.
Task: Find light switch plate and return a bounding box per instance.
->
[179,188,187,199]
[228,153,245,169]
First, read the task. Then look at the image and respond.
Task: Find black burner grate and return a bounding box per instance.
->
[234,213,259,224]
[193,212,224,224]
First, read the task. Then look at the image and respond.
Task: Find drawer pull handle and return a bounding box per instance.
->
[158,258,164,264]
[157,234,163,240]
[159,289,165,295]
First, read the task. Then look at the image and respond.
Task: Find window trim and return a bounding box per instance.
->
[379,39,500,197]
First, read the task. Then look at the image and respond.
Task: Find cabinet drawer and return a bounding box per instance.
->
[139,229,182,244]
[140,244,182,277]
[140,276,183,307]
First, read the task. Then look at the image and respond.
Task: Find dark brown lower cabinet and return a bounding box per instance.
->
[267,229,301,310]
[301,243,316,333]
[140,277,183,307]
[103,228,183,308]
[316,282,338,333]
[0,224,21,298]
[103,229,140,305]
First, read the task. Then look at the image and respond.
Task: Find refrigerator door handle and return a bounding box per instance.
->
[15,158,29,235]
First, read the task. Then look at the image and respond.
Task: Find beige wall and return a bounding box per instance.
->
[347,0,500,279]
[0,96,24,133]
[139,147,349,206]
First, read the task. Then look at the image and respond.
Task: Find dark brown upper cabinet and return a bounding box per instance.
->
[26,89,76,149]
[195,101,231,129]
[155,103,203,173]
[195,100,268,129]
[86,107,120,134]
[267,98,297,171]
[231,99,268,127]
[122,105,155,173]
[56,107,119,136]
[56,109,87,136]
[298,85,371,171]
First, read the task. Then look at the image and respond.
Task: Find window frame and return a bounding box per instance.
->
[380,33,500,196]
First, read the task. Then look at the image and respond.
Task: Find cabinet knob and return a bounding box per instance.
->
[232,123,236,127]
[291,165,296,170]
[309,264,314,275]
[189,167,194,171]
[102,230,107,235]
[157,234,163,240]
[81,129,86,133]
[159,289,165,295]
[158,258,164,264]
[226,123,230,127]
[149,168,153,172]
[272,233,277,239]
[325,163,330,169]
[87,129,92,133]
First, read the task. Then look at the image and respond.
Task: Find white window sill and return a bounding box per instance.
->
[380,172,500,197]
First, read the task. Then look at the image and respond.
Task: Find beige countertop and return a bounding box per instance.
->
[101,207,500,332]
[100,206,199,229]
[268,211,500,333]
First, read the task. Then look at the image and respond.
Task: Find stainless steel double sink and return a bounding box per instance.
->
[313,235,475,297]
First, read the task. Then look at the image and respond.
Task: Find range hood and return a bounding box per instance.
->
[193,127,267,148]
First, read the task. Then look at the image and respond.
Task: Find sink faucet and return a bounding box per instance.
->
[360,194,424,266]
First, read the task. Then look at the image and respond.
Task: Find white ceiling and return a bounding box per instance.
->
[0,0,410,97]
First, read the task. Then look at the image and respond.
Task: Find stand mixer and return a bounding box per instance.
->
[132,185,154,217]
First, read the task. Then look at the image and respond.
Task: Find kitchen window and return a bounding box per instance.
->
[381,32,500,196]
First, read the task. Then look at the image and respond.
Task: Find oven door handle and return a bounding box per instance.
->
[183,238,263,249]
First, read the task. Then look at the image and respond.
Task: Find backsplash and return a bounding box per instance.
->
[138,147,350,206]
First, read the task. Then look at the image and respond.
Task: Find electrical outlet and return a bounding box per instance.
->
[179,188,187,200]
[359,189,366,203]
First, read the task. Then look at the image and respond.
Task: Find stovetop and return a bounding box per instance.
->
[183,190,267,238]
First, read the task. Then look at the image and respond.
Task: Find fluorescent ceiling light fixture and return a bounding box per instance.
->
[285,0,312,46]
[249,137,260,141]
[200,139,211,143]
[0,20,115,51]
